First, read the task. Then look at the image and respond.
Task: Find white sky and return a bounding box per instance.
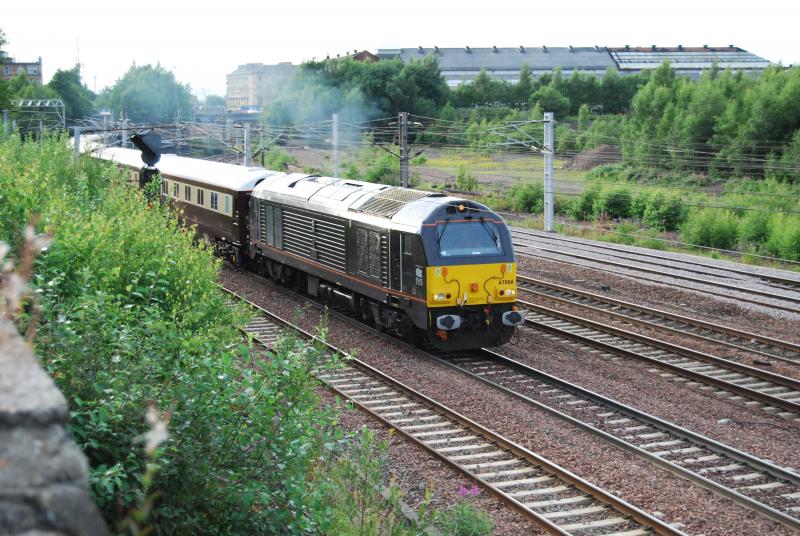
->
[3,0,799,99]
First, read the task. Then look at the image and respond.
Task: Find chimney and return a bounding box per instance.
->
[569,45,574,52]
[519,45,526,53]
[465,45,471,53]
[492,45,499,53]
[417,46,424,54]
[542,45,548,52]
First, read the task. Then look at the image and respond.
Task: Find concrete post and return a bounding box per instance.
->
[543,112,555,232]
[399,112,409,188]
[72,126,81,164]
[332,113,339,177]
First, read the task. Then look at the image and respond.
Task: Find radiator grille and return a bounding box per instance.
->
[282,210,346,271]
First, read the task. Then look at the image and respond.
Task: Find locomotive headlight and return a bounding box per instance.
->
[433,293,447,301]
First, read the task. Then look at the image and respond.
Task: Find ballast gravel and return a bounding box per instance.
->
[221,266,795,536]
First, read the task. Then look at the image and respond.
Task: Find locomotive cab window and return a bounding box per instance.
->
[436,220,503,257]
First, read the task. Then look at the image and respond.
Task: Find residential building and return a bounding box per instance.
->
[225,62,295,113]
[0,53,43,85]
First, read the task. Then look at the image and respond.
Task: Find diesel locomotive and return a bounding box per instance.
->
[82,139,525,350]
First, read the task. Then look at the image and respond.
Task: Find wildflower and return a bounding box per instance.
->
[470,484,480,496]
[458,484,468,497]
[138,403,171,455]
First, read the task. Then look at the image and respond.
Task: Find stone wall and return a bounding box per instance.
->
[0,320,108,536]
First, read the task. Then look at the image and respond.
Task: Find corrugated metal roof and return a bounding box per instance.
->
[378,47,616,72]
[378,46,771,79]
[610,48,769,70]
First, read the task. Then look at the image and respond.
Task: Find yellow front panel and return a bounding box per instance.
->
[426,262,517,307]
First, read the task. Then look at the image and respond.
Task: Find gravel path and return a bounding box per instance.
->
[222,266,795,535]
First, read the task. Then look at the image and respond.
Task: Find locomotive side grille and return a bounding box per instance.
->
[282,210,346,271]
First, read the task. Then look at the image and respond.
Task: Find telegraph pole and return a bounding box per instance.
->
[332,113,339,177]
[121,118,128,148]
[543,112,555,232]
[243,122,252,166]
[399,111,409,188]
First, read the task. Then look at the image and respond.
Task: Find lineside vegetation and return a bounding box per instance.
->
[0,135,492,535]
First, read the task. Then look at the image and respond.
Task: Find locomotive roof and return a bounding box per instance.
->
[252,174,497,230]
[156,154,280,191]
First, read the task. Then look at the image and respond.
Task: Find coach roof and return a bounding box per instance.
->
[156,154,281,191]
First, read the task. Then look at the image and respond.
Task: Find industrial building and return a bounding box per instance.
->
[377,45,771,86]
[225,45,771,112]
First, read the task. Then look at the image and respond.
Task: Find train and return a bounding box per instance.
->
[81,138,525,351]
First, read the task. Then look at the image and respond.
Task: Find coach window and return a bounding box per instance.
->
[184,185,191,201]
[172,182,179,197]
[197,188,204,206]
[225,194,231,215]
[161,180,168,195]
[210,192,218,210]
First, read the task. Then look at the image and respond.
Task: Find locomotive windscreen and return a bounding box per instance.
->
[436,220,504,257]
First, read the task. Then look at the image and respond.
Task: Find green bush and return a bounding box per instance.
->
[3,136,408,534]
[739,210,771,246]
[364,151,400,185]
[570,185,602,220]
[510,183,544,213]
[642,191,687,231]
[680,208,740,250]
[455,165,479,191]
[765,213,800,260]
[263,147,297,171]
[630,191,649,219]
[592,186,632,219]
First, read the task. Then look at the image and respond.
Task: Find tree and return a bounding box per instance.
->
[47,66,94,123]
[203,95,225,107]
[515,64,533,106]
[98,64,194,123]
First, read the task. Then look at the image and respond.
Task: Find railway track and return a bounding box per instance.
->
[434,349,800,531]
[516,275,800,366]
[226,286,685,535]
[511,228,800,292]
[519,302,800,417]
[510,229,800,313]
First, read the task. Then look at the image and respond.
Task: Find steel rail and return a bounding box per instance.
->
[510,228,800,290]
[427,348,800,531]
[521,301,800,415]
[224,286,685,536]
[511,238,800,313]
[516,274,800,365]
